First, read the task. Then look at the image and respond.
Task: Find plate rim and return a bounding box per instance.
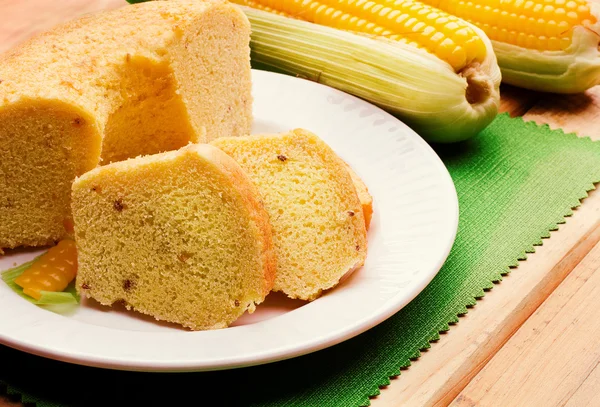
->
[0,69,459,372]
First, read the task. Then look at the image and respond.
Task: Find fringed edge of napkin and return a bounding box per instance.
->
[362,116,600,406]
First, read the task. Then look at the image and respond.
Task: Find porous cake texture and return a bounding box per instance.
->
[0,0,252,251]
[71,144,275,330]
[212,129,368,301]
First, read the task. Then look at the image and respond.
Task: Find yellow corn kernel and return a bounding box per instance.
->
[232,0,488,71]
[421,0,597,51]
[14,239,78,300]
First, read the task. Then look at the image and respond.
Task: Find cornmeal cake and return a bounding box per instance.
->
[212,129,368,301]
[71,144,274,330]
[0,0,252,252]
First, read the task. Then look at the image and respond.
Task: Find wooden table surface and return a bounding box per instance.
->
[2,1,600,406]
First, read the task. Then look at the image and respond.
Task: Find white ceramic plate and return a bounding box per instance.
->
[0,70,458,372]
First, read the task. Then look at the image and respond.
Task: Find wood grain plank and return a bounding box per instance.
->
[524,91,600,139]
[370,87,600,407]
[564,361,600,407]
[451,241,600,407]
[0,0,123,54]
[499,84,541,117]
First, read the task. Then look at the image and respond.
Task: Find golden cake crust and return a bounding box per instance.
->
[344,162,373,230]
[198,145,277,294]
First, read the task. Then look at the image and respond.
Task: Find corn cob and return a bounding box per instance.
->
[234,0,491,72]
[418,0,600,93]
[243,6,500,142]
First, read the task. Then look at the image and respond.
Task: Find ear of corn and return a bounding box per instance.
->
[243,6,500,142]
[235,0,489,72]
[233,0,492,73]
[418,0,600,93]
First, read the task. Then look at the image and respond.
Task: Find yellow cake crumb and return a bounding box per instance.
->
[212,129,368,301]
[71,144,275,330]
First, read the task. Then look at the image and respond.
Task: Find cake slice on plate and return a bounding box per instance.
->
[212,129,368,301]
[71,144,275,330]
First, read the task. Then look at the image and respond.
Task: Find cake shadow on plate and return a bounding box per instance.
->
[231,292,307,327]
[79,296,189,331]
[80,291,307,331]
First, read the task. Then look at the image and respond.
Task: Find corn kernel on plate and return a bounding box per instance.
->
[0,70,458,371]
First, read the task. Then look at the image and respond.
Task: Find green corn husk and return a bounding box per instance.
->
[243,7,501,143]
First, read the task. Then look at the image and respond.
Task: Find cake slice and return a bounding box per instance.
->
[0,0,252,252]
[71,144,275,330]
[212,129,368,301]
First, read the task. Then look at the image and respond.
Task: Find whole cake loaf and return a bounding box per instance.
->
[0,0,252,252]
[72,144,275,330]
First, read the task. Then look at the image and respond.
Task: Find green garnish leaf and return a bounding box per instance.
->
[36,289,79,305]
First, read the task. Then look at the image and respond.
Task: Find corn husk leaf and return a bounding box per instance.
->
[243,7,501,143]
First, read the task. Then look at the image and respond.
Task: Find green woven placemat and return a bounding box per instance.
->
[2,113,600,407]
